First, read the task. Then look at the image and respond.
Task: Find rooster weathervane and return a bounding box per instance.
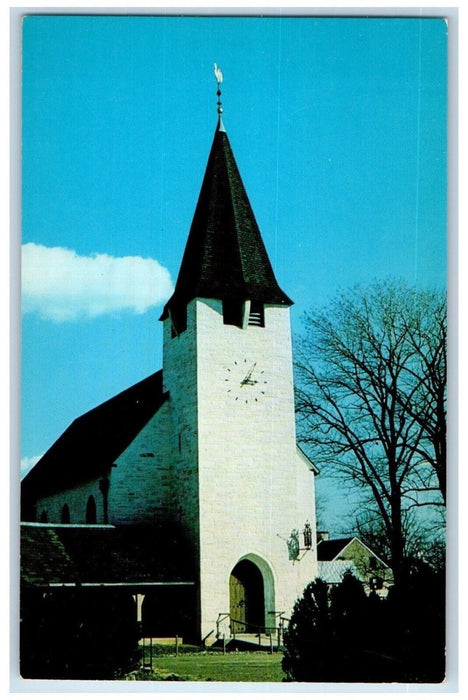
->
[214,63,224,115]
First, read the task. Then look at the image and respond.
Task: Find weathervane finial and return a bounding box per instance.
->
[214,63,223,116]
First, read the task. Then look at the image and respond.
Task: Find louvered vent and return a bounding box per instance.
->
[248,302,264,327]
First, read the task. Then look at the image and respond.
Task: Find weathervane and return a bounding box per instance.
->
[214,62,223,115]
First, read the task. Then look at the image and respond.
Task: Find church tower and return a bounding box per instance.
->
[20,72,318,646]
[160,78,318,641]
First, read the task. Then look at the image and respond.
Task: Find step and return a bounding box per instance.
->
[228,632,280,650]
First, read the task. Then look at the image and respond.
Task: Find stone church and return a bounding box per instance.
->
[21,97,318,646]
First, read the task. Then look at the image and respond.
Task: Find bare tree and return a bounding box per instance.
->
[398,290,447,504]
[295,280,446,589]
[355,504,445,573]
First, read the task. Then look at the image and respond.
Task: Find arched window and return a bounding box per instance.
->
[86,495,97,524]
[61,504,70,524]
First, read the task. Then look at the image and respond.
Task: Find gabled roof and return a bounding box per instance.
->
[161,118,292,322]
[20,523,195,587]
[317,536,391,570]
[317,537,355,561]
[21,370,168,504]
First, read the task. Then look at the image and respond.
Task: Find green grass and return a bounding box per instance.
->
[126,651,285,682]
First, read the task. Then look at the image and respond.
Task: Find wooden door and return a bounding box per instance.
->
[229,570,247,633]
[229,560,264,633]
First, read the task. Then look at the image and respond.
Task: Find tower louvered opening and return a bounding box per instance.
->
[248,302,264,327]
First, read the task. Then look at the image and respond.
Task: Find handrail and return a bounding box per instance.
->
[229,616,282,633]
[216,611,289,647]
[216,613,231,639]
[202,628,215,644]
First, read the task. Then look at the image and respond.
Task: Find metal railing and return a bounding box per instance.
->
[216,612,289,650]
[140,635,182,669]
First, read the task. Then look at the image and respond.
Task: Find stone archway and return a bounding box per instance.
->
[229,554,275,634]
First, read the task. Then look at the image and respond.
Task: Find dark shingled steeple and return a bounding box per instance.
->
[161,118,292,325]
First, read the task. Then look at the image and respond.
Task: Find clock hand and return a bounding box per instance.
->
[241,362,257,386]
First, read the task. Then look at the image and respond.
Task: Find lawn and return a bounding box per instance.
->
[127,650,285,682]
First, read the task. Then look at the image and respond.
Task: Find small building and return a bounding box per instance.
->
[317,535,393,595]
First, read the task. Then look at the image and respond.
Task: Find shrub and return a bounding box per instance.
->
[282,568,445,683]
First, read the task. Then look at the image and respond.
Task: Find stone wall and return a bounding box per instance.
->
[108,401,175,525]
[34,403,177,527]
[35,478,104,524]
[191,299,317,639]
[162,299,202,556]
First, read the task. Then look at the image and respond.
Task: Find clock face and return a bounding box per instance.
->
[224,359,268,403]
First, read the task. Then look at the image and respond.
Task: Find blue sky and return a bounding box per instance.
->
[21,15,447,535]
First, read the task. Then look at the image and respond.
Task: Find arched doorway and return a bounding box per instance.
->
[229,559,265,634]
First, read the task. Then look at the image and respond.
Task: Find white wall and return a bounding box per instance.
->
[108,402,175,525]
[163,298,317,640]
[162,300,201,553]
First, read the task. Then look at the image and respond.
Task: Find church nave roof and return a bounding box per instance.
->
[21,370,168,502]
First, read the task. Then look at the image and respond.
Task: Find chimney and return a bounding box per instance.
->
[317,531,329,543]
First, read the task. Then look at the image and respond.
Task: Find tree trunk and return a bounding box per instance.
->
[389,491,406,592]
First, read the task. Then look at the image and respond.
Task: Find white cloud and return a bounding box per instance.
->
[22,243,174,322]
[20,454,43,478]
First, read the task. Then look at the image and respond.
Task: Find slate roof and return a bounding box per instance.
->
[21,370,168,505]
[161,118,292,322]
[20,524,194,587]
[317,537,355,561]
[318,560,362,585]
